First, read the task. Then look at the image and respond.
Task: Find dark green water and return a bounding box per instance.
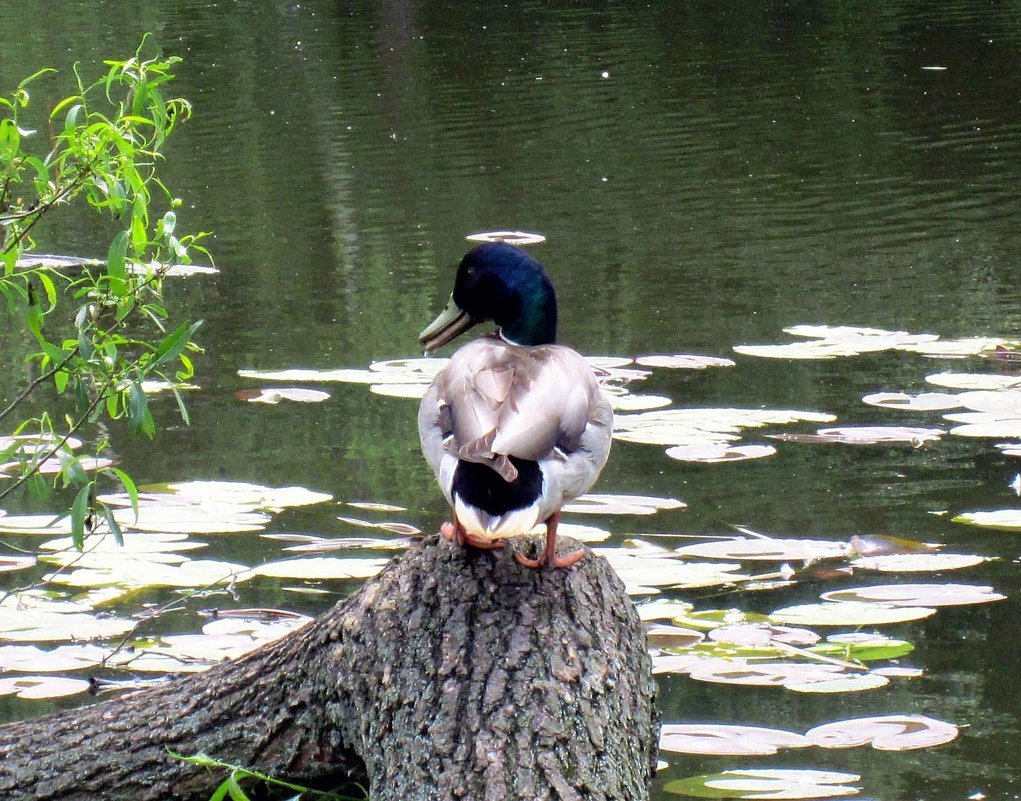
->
[3,2,1021,798]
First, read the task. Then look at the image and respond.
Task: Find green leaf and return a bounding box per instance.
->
[171,384,191,426]
[127,381,155,438]
[102,503,124,547]
[226,773,251,801]
[70,484,92,550]
[109,467,139,521]
[154,319,203,367]
[160,210,176,237]
[208,782,231,801]
[106,230,128,296]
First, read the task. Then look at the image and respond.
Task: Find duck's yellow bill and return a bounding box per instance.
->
[419,295,476,352]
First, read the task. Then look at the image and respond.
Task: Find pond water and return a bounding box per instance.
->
[2,2,1021,799]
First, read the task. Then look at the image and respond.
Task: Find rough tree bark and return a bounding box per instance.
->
[0,537,659,800]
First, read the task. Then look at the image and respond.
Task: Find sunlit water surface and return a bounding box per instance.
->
[2,3,1021,799]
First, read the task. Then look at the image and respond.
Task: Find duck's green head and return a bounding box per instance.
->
[419,243,558,351]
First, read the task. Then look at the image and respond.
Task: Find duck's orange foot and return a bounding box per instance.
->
[514,547,586,569]
[513,512,585,569]
[440,521,504,550]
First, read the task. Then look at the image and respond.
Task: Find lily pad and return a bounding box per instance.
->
[659,723,810,756]
[805,714,958,751]
[949,420,1021,439]
[0,609,136,642]
[249,557,388,581]
[686,659,887,692]
[851,553,987,572]
[708,624,820,647]
[952,509,1021,530]
[861,392,962,411]
[820,583,1005,607]
[898,337,1010,357]
[160,480,332,511]
[0,554,36,573]
[926,372,1021,391]
[664,768,861,800]
[673,538,849,562]
[614,408,837,447]
[562,493,686,515]
[646,624,706,649]
[592,550,747,595]
[665,444,776,463]
[0,675,92,700]
[465,230,546,245]
[635,354,736,370]
[770,602,937,626]
[770,426,944,446]
[237,387,330,404]
[635,599,695,622]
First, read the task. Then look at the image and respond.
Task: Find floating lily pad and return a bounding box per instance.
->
[770,426,944,446]
[562,493,685,515]
[236,387,330,404]
[899,337,1010,357]
[821,583,1005,607]
[0,434,83,455]
[160,480,332,511]
[337,516,421,537]
[605,392,673,412]
[0,609,136,642]
[665,444,776,463]
[0,554,36,573]
[635,599,695,622]
[851,553,987,572]
[0,455,115,476]
[733,341,863,360]
[949,420,1021,439]
[465,230,546,245]
[370,383,430,399]
[266,534,411,553]
[673,609,773,631]
[952,509,1021,530]
[674,538,849,562]
[614,409,836,447]
[0,643,109,672]
[45,558,252,590]
[659,723,810,756]
[593,550,746,595]
[635,354,736,370]
[805,714,958,751]
[666,768,861,800]
[249,557,388,581]
[651,653,703,675]
[646,624,706,649]
[861,392,962,411]
[770,602,937,626]
[708,624,820,647]
[686,658,886,692]
[786,674,891,694]
[955,389,1021,416]
[926,372,1021,391]
[0,675,92,700]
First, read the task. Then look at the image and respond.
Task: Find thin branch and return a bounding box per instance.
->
[0,345,78,426]
[0,378,112,505]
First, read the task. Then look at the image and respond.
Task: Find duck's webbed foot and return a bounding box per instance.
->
[440,521,504,550]
[513,512,586,569]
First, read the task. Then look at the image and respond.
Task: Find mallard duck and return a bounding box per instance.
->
[417,242,613,568]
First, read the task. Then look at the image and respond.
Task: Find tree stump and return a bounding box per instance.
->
[0,537,659,800]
